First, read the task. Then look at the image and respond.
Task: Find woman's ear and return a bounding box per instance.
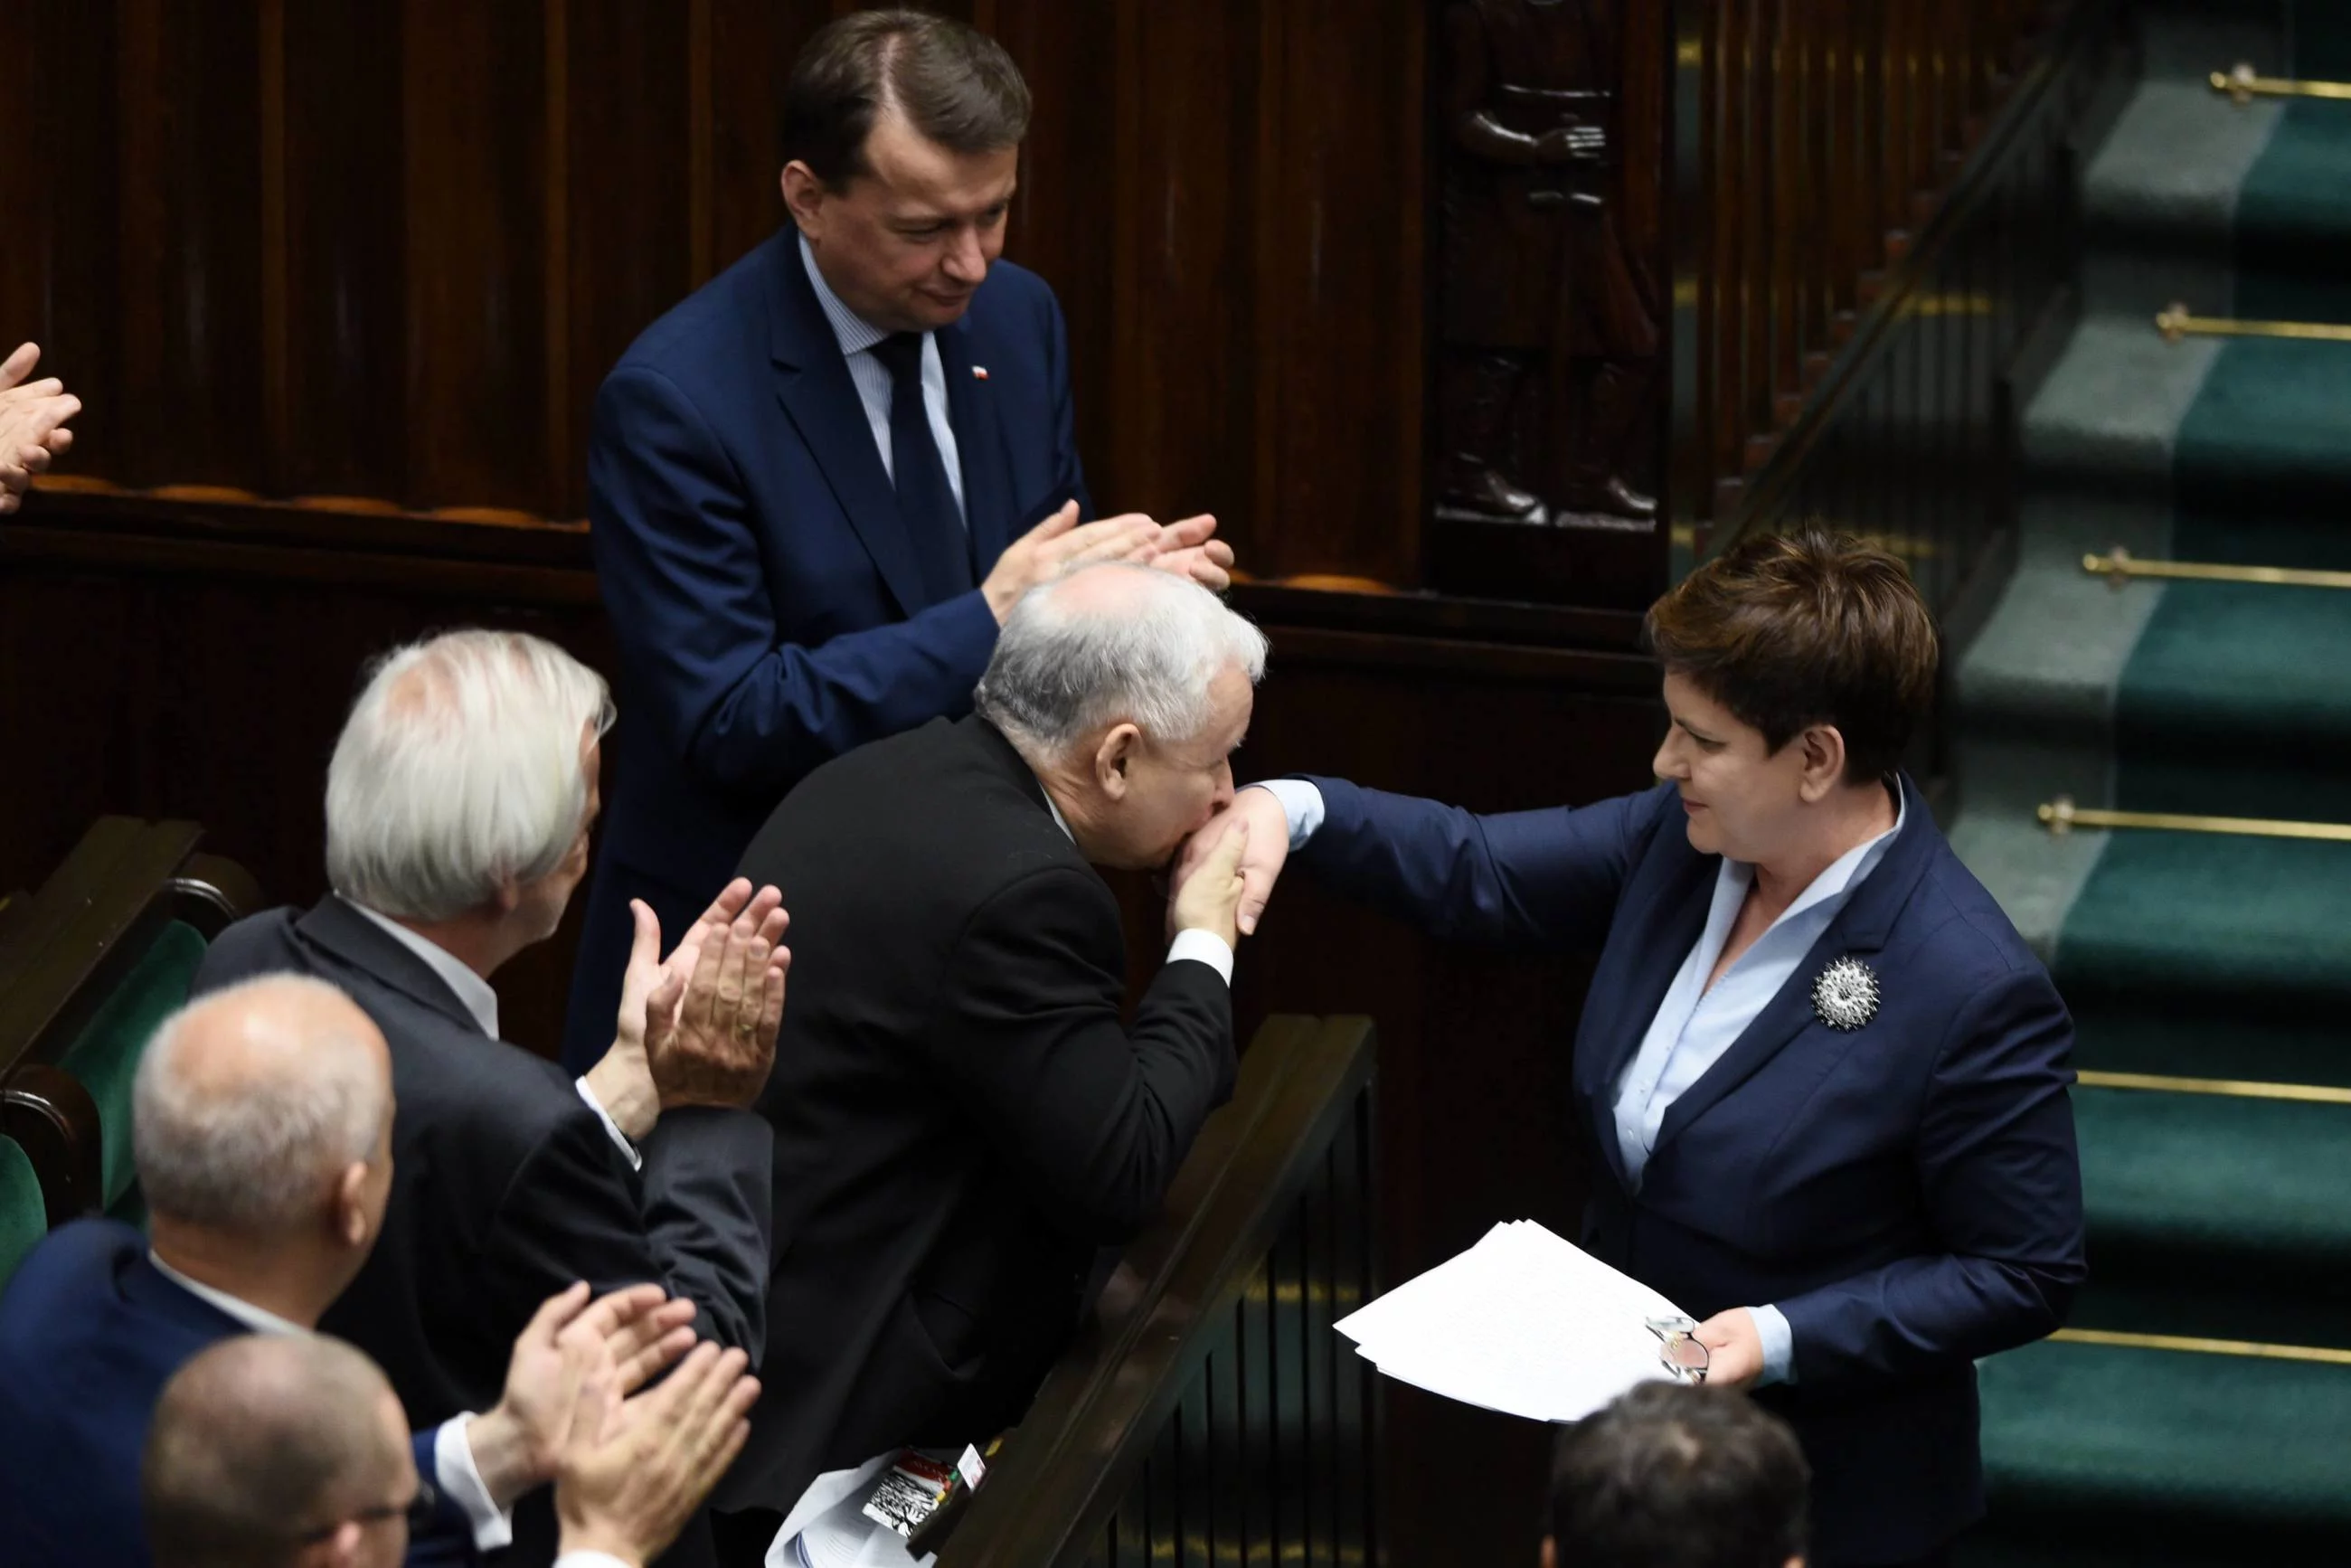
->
[1797,724,1848,802]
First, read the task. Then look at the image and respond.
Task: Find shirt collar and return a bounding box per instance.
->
[798,231,892,358]
[347,901,502,1039]
[1724,779,1907,931]
[1038,784,1076,843]
[148,1252,308,1337]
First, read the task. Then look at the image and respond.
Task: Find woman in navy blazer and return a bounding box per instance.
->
[1194,531,2084,1568]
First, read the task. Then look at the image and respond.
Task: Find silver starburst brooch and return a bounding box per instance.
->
[1812,957,1880,1031]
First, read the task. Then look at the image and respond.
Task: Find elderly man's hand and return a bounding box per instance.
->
[589,881,787,1134]
[554,1341,760,1567]
[0,343,81,515]
[1173,787,1292,939]
[467,1281,699,1511]
[645,895,789,1111]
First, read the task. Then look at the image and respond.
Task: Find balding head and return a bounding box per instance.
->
[145,1335,414,1568]
[135,975,392,1246]
[974,562,1267,870]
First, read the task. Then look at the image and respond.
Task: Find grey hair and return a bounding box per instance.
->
[325,628,614,921]
[132,976,388,1236]
[973,562,1269,757]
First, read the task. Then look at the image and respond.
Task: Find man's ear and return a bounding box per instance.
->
[1796,723,1848,803]
[334,1162,373,1250]
[1539,1534,1558,1568]
[1094,724,1141,799]
[781,161,826,238]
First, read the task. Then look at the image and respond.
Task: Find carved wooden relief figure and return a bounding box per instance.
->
[1437,0,1661,526]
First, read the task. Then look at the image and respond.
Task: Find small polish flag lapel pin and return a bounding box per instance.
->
[971,365,989,381]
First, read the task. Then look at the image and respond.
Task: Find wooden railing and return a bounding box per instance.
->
[1670,0,2072,548]
[937,1015,1379,1568]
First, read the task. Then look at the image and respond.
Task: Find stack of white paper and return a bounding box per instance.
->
[1333,1220,1692,1423]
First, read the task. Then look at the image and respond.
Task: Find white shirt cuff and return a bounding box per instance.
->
[1166,928,1235,985]
[1247,779,1325,850]
[553,1555,637,1568]
[435,1414,515,1552]
[1748,1304,1796,1386]
[574,1077,644,1171]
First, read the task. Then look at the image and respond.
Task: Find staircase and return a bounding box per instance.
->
[1951,4,2351,1563]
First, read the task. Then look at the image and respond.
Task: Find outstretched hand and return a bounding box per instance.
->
[1173,787,1293,940]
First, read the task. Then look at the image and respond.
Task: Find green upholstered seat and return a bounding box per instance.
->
[0,1135,43,1293]
[55,920,208,1214]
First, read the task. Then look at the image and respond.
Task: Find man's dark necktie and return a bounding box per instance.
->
[873,331,973,603]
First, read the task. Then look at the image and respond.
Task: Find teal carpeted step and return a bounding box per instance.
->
[1977,1337,2351,1564]
[2074,1008,2351,1089]
[2232,98,2351,322]
[2054,834,2351,1021]
[2175,337,2351,529]
[2111,580,2351,817]
[2070,1087,2351,1309]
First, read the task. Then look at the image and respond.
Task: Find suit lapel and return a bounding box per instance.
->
[297,896,486,1037]
[1649,772,1940,1157]
[766,233,927,617]
[936,319,1014,580]
[1582,848,1716,1192]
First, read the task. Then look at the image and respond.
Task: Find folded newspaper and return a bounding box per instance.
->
[1333,1219,1693,1423]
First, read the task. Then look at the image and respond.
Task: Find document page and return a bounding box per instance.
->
[1333,1220,1690,1423]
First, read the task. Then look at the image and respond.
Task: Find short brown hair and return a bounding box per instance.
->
[1645,528,1938,782]
[1550,1383,1810,1568]
[782,9,1031,187]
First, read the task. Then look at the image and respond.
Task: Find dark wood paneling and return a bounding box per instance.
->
[400,0,549,514]
[116,0,265,492]
[279,0,408,503]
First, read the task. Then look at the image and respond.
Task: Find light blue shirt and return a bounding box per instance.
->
[1248,779,1905,1388]
[798,233,966,518]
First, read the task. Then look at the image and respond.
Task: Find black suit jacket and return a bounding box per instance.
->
[193,898,774,1562]
[722,714,1235,1512]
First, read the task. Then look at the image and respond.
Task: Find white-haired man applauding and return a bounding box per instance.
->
[191,628,788,1567]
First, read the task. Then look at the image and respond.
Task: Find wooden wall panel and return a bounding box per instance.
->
[116,0,265,491]
[1251,1,1426,584]
[400,0,549,514]
[279,1,408,503]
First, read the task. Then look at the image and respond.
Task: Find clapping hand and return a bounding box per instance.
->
[467,1281,701,1511]
[553,1339,761,1567]
[0,344,80,515]
[590,879,789,1133]
[644,882,789,1111]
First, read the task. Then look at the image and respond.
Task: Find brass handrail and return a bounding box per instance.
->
[2082,547,2351,590]
[2076,1069,2351,1106]
[2051,1327,2351,1366]
[2037,796,2351,843]
[2211,61,2351,104]
[2155,303,2351,344]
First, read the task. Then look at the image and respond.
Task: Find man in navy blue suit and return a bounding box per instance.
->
[1184,532,2085,1568]
[0,974,700,1568]
[562,9,1232,1070]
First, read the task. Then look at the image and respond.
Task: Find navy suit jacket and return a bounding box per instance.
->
[563,228,1091,1070]
[0,1220,475,1568]
[1291,773,2085,1566]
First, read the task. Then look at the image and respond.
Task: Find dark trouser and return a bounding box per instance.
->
[711,1507,787,1568]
